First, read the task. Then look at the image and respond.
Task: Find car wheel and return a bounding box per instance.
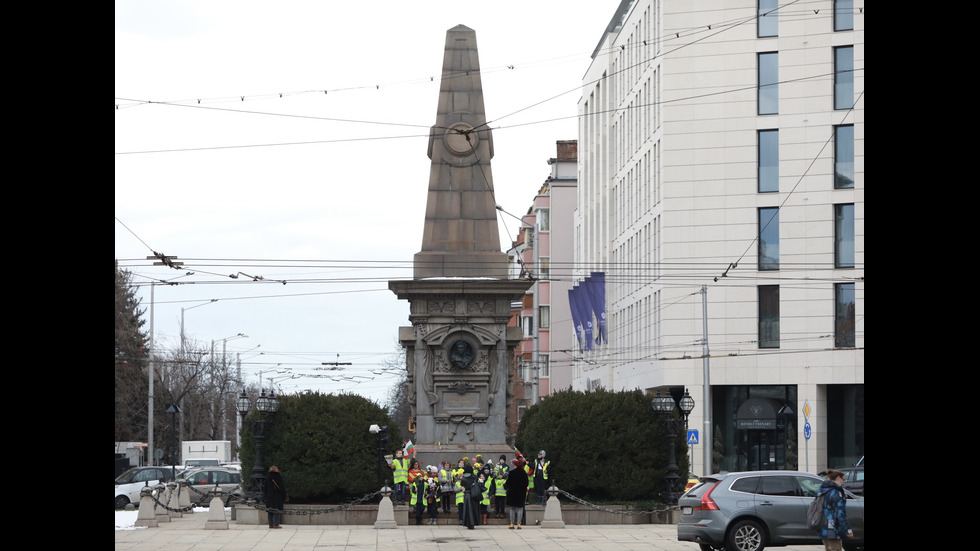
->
[725,519,766,551]
[115,495,130,510]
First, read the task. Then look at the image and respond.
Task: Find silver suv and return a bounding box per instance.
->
[677,470,864,551]
[176,467,243,506]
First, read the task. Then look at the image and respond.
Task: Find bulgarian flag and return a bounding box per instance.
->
[404,440,415,455]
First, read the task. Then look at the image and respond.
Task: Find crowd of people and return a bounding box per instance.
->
[389,448,551,529]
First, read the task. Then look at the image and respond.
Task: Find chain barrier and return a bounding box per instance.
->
[141,483,673,520]
[230,490,382,517]
[553,487,677,517]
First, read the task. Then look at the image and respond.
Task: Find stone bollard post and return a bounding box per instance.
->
[374,485,397,529]
[540,483,565,529]
[153,484,171,523]
[133,486,159,527]
[177,480,193,512]
[204,489,229,530]
[167,481,182,518]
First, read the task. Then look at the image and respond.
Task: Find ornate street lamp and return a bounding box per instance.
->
[369,424,390,491]
[237,389,279,501]
[678,388,696,474]
[166,404,181,479]
[652,390,680,506]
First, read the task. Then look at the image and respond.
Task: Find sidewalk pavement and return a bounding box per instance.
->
[114,509,827,551]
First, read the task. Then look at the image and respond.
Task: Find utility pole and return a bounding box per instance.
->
[147,284,155,466]
[701,285,712,475]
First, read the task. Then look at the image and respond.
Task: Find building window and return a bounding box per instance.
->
[758,0,778,37]
[538,306,551,329]
[517,361,526,380]
[834,203,855,268]
[538,257,550,280]
[835,283,855,348]
[524,227,535,248]
[758,285,780,348]
[834,0,853,31]
[537,208,550,231]
[539,354,550,377]
[834,125,854,189]
[518,404,527,422]
[758,52,778,115]
[759,129,779,193]
[758,207,779,270]
[521,315,533,338]
[834,46,854,110]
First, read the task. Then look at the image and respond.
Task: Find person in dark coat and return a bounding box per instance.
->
[458,464,481,529]
[503,457,529,529]
[262,465,288,529]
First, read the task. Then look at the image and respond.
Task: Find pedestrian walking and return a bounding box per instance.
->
[816,469,854,551]
[262,465,288,529]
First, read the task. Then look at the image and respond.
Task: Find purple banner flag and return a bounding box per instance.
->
[587,272,608,345]
[572,283,595,351]
[567,288,584,353]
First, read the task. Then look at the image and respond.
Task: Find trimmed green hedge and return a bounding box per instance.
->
[239,391,401,503]
[515,387,689,503]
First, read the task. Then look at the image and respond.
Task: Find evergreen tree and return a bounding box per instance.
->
[114,261,149,442]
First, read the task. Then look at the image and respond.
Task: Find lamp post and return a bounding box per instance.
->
[369,424,390,491]
[652,390,681,505]
[166,404,181,479]
[678,388,696,474]
[237,389,279,502]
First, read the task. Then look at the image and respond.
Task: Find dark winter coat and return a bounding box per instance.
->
[503,465,529,507]
[816,479,851,539]
[263,471,287,510]
[459,471,481,527]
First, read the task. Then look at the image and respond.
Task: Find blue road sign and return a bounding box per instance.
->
[804,422,811,441]
[687,429,699,445]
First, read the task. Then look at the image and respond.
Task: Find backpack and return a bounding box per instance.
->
[807,491,827,529]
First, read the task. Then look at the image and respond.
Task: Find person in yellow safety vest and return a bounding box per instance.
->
[534,450,551,505]
[524,458,535,497]
[478,470,492,525]
[494,454,508,477]
[473,454,484,472]
[407,459,425,525]
[438,460,453,514]
[493,470,507,518]
[454,467,465,525]
[391,449,408,505]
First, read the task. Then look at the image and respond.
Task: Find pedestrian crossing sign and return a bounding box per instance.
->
[687,430,699,445]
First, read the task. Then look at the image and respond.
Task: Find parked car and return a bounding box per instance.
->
[819,465,864,496]
[677,470,864,551]
[176,467,243,506]
[114,466,178,509]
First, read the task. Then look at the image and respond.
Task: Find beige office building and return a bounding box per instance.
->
[572,0,864,476]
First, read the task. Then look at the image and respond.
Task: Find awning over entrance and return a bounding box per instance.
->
[735,397,794,430]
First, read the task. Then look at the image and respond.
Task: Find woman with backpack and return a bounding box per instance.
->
[815,469,854,550]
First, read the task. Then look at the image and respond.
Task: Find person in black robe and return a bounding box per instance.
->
[458,464,481,529]
[262,465,288,529]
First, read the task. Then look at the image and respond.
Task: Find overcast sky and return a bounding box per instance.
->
[115,0,619,400]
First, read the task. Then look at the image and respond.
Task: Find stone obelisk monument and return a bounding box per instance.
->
[389,25,532,469]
